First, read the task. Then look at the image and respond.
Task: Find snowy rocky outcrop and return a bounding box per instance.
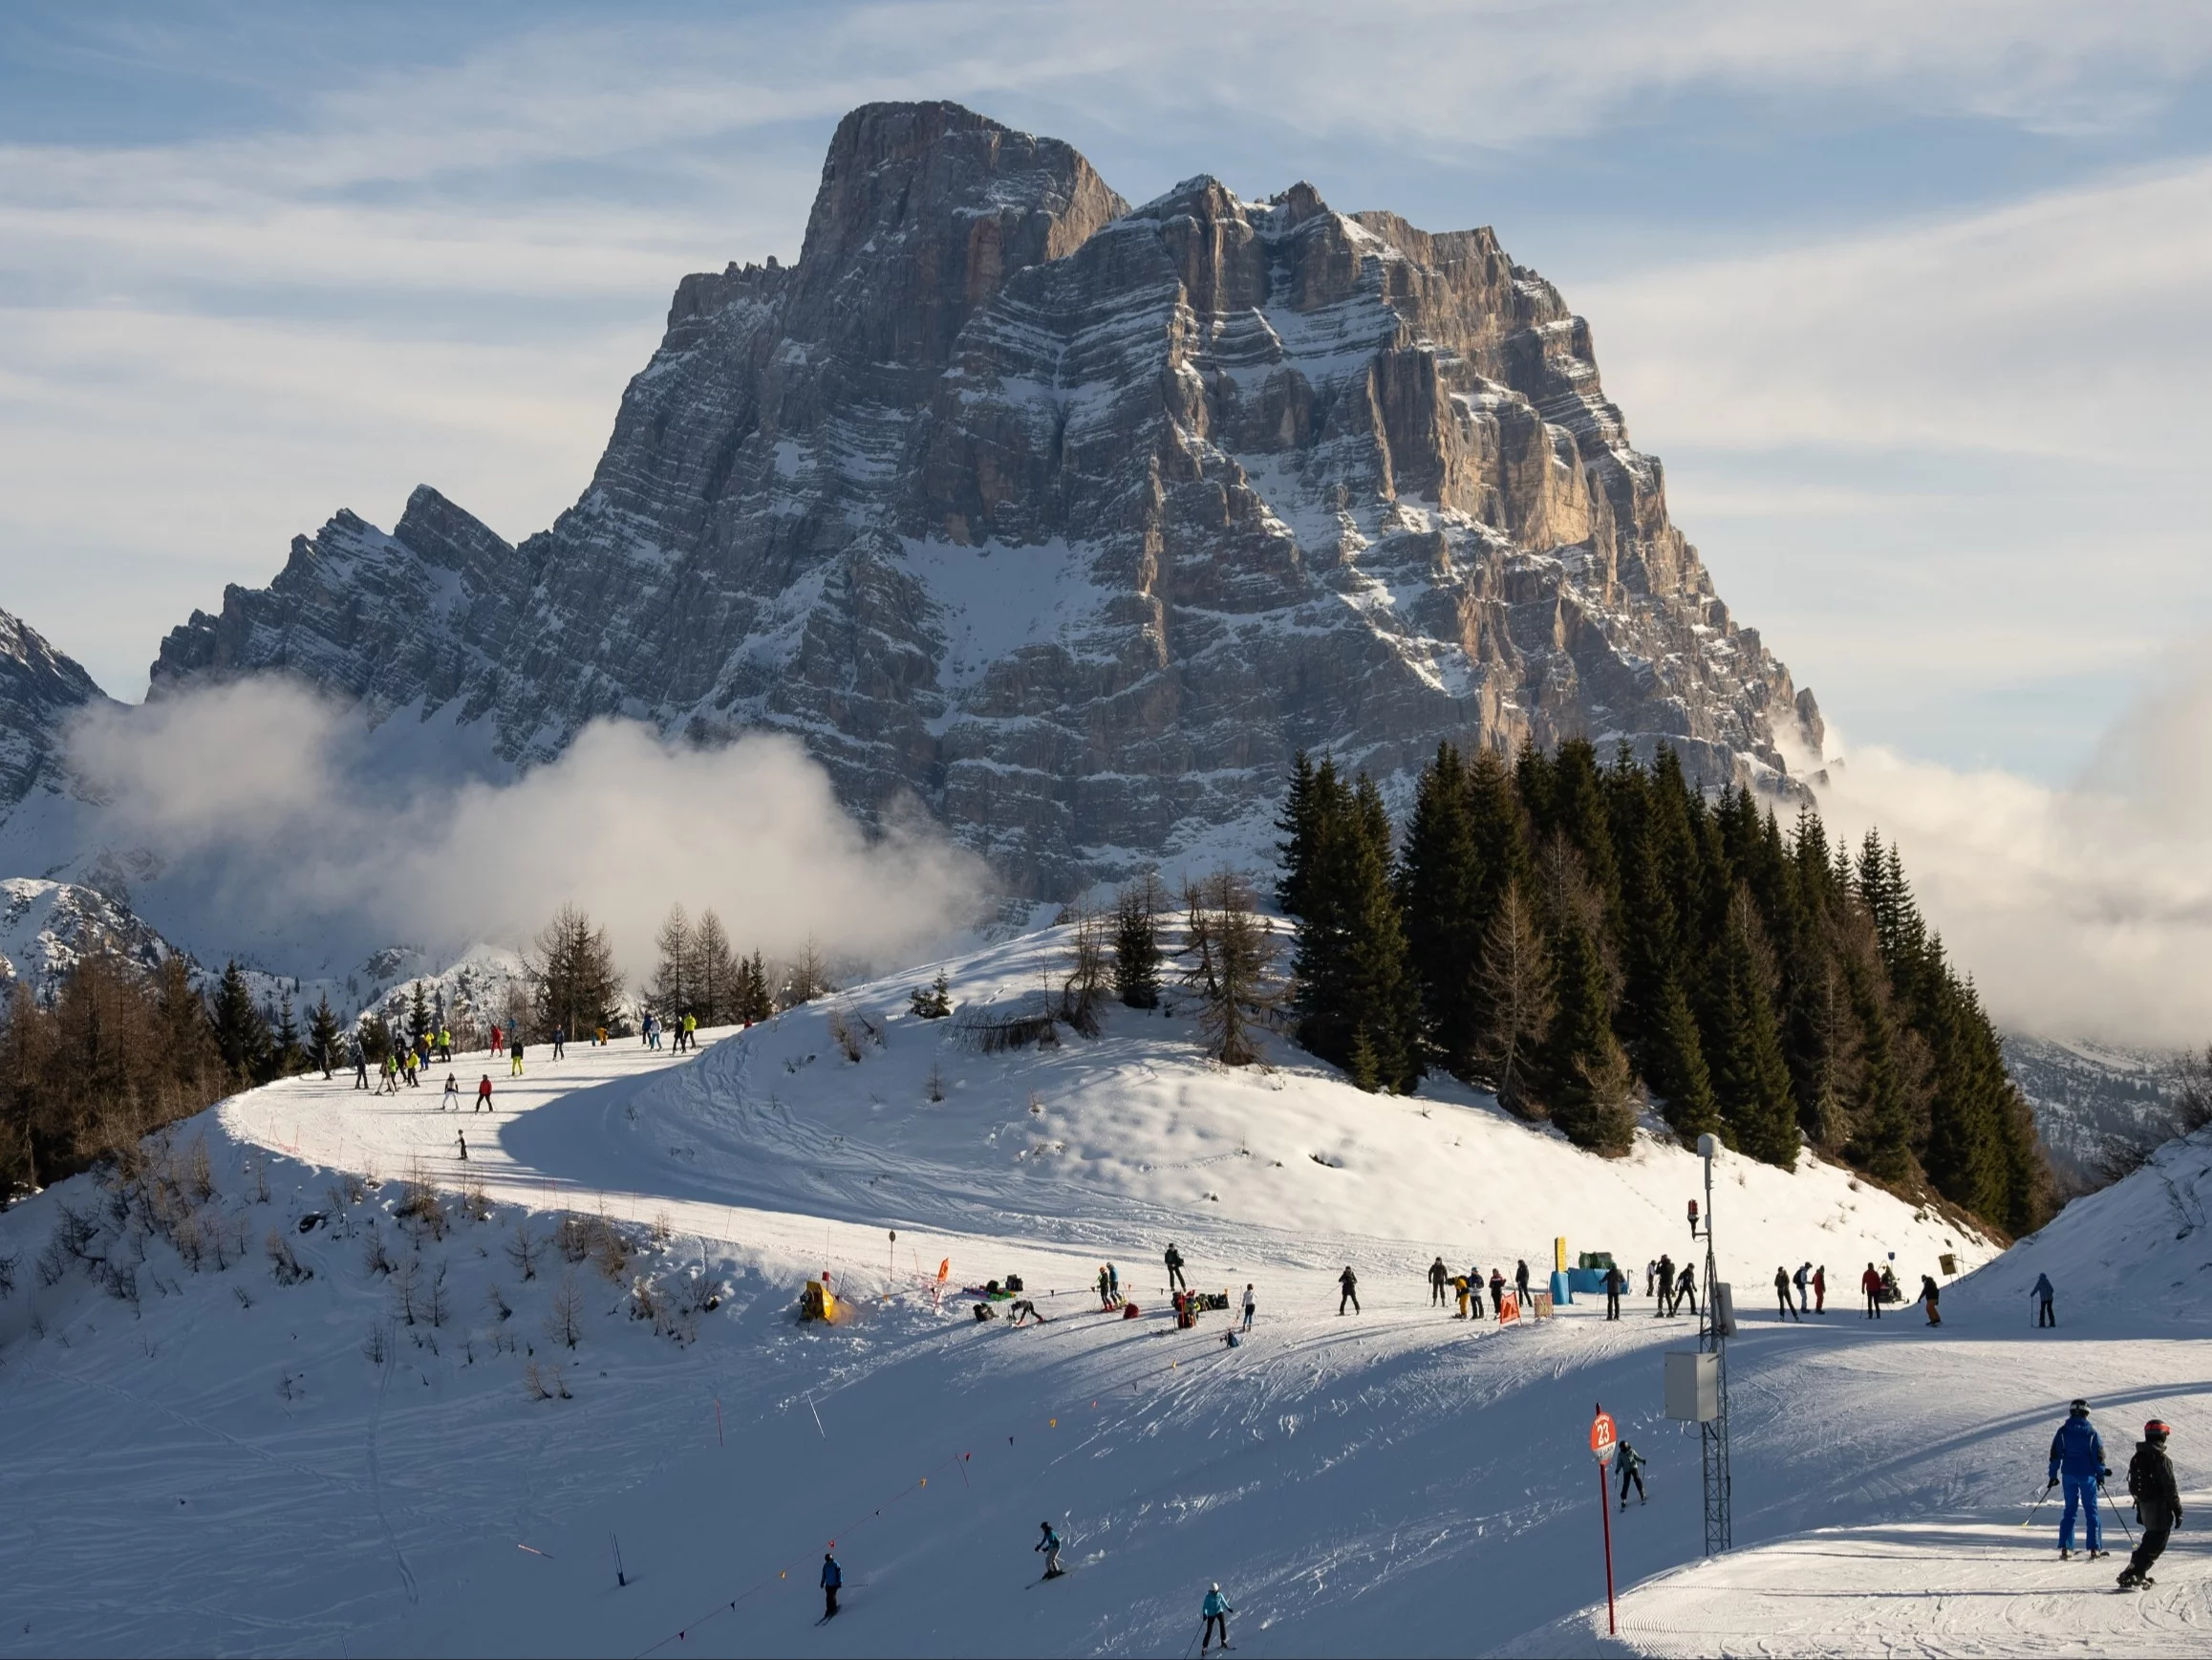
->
[0,876,174,994]
[150,100,1822,896]
[0,606,109,832]
[2002,1033,2195,1192]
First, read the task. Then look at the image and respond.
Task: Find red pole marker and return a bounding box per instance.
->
[1591,1404,1619,1636]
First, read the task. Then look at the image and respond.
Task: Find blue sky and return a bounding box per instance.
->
[6,0,2212,783]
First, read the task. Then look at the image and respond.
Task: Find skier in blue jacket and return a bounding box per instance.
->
[2047,1398,2110,1559]
[820,1551,842,1619]
[1200,1583,1234,1655]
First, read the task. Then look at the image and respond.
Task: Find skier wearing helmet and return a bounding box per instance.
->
[2118,1420,2182,1588]
[1200,1582,1234,1655]
[2045,1398,2110,1560]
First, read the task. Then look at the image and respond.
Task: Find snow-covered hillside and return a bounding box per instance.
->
[0,927,2200,1657]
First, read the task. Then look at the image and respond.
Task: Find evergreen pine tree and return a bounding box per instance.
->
[406,981,432,1047]
[1707,891,1798,1167]
[207,961,273,1085]
[1537,910,1638,1155]
[1649,974,1721,1143]
[1398,743,1482,1078]
[1275,751,1324,918]
[1111,874,1165,1009]
[1342,776,1422,1092]
[307,992,344,1078]
[653,903,696,1023]
[273,992,307,1077]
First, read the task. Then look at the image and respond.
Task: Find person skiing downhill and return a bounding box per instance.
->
[1036,1520,1063,1579]
[1429,1257,1450,1307]
[508,1034,524,1076]
[1674,1262,1698,1318]
[1338,1265,1360,1314]
[820,1552,841,1619]
[476,1074,493,1112]
[1774,1267,1801,1321]
[1165,1242,1187,1293]
[551,1024,566,1060]
[442,1072,460,1110]
[2119,1419,2182,1587]
[2048,1398,2110,1560]
[2032,1271,2056,1328]
[1200,1583,1234,1655]
[1617,1440,1648,1508]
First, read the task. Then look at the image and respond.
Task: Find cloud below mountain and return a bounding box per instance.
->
[67,679,987,983]
[1815,639,2212,1048]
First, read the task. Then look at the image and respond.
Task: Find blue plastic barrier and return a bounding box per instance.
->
[1551,1269,1576,1305]
[1565,1268,1611,1296]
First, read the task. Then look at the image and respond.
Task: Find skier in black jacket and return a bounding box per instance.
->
[2118,1420,2183,1588]
[1338,1265,1360,1314]
[1428,1257,1450,1307]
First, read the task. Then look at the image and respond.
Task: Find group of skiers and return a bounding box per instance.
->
[2041,1398,2183,1589]
[1425,1256,1533,1320]
[1646,1254,1701,1317]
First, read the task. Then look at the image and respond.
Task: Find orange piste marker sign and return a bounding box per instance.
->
[1590,1409,1618,1464]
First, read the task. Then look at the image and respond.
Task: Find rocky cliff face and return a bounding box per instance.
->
[152,100,1821,895]
[0,606,109,833]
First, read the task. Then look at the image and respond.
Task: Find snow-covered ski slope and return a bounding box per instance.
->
[0,925,2202,1657]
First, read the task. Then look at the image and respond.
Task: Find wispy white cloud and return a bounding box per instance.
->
[1814,637,2212,1046]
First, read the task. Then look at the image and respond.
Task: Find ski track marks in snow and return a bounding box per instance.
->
[0,927,2206,1656]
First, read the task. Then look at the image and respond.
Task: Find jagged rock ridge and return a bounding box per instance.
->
[152,100,1822,895]
[0,607,108,829]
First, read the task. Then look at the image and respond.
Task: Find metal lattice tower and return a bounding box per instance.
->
[1698,1139,1733,1555]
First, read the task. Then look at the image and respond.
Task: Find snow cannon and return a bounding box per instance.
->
[800,1280,839,1325]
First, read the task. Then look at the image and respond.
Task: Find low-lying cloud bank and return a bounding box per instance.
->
[68,680,986,983]
[1814,643,2212,1049]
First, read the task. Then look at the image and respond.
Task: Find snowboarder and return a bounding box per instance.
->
[476,1074,493,1112]
[1488,1267,1506,1316]
[1428,1256,1450,1307]
[1241,1283,1255,1331]
[1338,1265,1360,1315]
[508,1035,524,1077]
[1036,1520,1063,1579]
[1860,1261,1883,1319]
[1617,1440,1648,1508]
[551,1024,566,1060]
[1915,1273,1942,1326]
[1655,1253,1675,1317]
[2118,1419,2181,1588]
[1603,1262,1625,1321]
[1793,1261,1812,1311]
[820,1551,841,1619]
[2032,1271,2056,1328]
[1200,1583,1234,1655]
[1514,1260,1531,1304]
[1774,1266,1801,1322]
[2047,1398,2109,1560]
[1165,1242,1187,1292]
[442,1073,459,1110]
[1813,1263,1827,1313]
[1674,1262,1698,1318]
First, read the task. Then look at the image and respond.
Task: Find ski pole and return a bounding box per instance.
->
[2099,1480,2136,1546]
[1180,1618,1206,1660]
[2020,1479,2057,1528]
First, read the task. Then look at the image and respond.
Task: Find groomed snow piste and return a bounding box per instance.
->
[0,924,2203,1657]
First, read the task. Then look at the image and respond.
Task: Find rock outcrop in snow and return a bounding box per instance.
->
[0,876,174,994]
[150,100,1821,895]
[0,606,108,833]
